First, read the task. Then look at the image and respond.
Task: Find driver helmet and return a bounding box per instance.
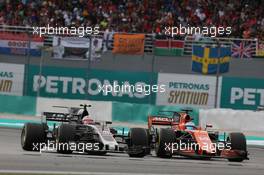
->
[82,116,94,125]
[185,114,192,122]
[185,121,195,130]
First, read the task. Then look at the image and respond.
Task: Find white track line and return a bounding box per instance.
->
[247,140,264,146]
[0,170,187,175]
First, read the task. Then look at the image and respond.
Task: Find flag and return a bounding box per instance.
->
[112,34,145,55]
[154,39,184,56]
[52,36,104,61]
[192,46,231,74]
[232,40,255,58]
[0,32,43,56]
[257,42,264,57]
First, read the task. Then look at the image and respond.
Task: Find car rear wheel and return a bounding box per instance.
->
[56,124,75,154]
[145,129,151,155]
[227,132,247,162]
[128,128,149,158]
[155,128,175,158]
[21,123,46,151]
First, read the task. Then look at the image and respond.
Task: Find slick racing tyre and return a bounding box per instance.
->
[56,124,76,154]
[227,132,247,162]
[155,128,175,158]
[145,129,151,155]
[21,123,46,151]
[128,128,149,158]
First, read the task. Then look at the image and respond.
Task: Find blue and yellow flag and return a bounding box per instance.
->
[192,46,231,74]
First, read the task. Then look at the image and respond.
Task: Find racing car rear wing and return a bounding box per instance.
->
[148,116,177,129]
[42,112,80,122]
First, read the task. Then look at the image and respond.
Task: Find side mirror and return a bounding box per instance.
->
[106,121,112,125]
[80,104,92,107]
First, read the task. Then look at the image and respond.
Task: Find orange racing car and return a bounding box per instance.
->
[127,109,248,162]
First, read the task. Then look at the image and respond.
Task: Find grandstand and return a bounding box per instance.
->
[0,0,263,39]
[0,0,263,109]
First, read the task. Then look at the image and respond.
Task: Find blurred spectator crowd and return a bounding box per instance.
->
[0,0,263,40]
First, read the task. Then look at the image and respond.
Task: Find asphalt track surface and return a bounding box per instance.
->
[0,127,264,175]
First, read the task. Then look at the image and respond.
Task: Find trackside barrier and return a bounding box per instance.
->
[26,65,157,104]
[3,92,262,134]
[0,94,36,115]
[0,94,199,125]
[112,102,199,125]
[199,109,264,132]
